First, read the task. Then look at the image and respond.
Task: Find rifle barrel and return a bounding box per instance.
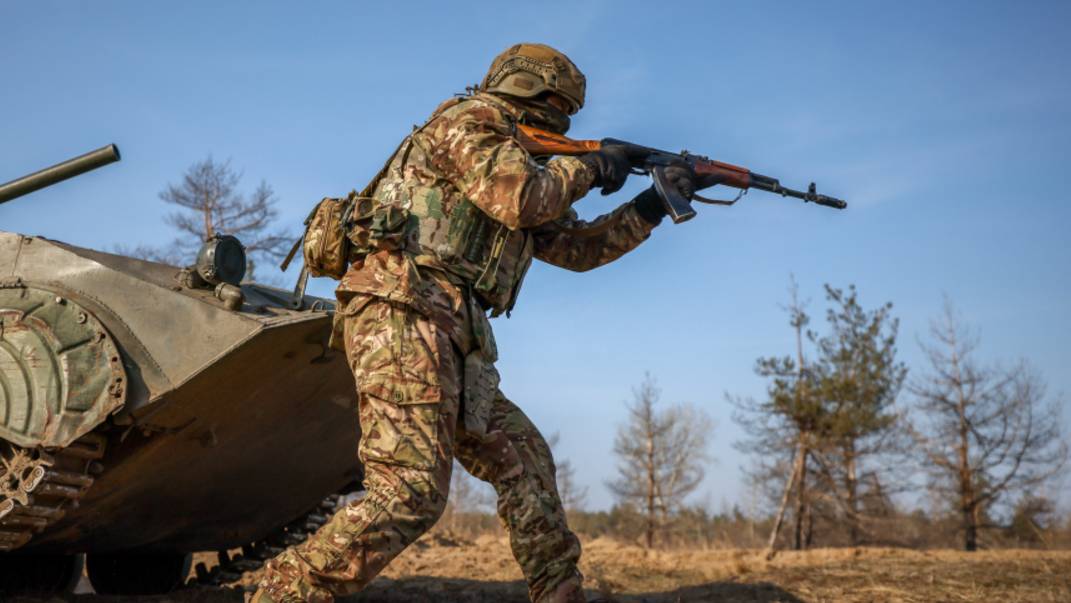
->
[748,172,847,209]
[0,144,121,205]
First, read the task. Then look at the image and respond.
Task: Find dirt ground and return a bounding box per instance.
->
[10,533,1071,603]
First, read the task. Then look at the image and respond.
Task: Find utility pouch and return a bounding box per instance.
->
[368,205,409,252]
[462,350,500,438]
[468,293,498,362]
[300,192,355,279]
[281,129,414,280]
[281,191,372,280]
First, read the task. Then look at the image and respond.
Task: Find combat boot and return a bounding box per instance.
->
[543,575,601,603]
[245,590,273,603]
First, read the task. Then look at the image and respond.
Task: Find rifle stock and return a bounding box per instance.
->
[515,124,601,155]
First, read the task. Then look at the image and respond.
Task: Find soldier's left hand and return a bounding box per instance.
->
[662,163,723,200]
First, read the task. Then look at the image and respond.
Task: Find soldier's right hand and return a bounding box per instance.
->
[580,145,631,195]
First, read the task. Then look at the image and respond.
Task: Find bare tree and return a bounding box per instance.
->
[547,433,588,514]
[910,301,1068,551]
[126,157,291,279]
[608,374,713,548]
[786,283,814,551]
[732,278,813,556]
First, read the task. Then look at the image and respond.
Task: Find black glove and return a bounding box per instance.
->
[661,163,705,199]
[632,186,667,225]
[632,163,716,225]
[579,145,631,195]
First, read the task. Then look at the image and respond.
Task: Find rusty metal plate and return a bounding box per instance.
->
[0,285,126,448]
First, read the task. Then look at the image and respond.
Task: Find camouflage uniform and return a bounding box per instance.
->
[255,88,660,603]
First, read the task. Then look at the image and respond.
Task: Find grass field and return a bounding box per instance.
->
[11,534,1071,602]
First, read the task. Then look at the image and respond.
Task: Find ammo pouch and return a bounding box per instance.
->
[434,200,509,289]
[461,293,500,438]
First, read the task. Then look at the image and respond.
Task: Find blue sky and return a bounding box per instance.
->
[3,1,1069,513]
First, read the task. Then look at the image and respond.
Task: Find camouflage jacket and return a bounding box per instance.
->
[337,92,658,342]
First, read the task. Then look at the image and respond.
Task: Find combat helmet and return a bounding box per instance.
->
[481,43,586,114]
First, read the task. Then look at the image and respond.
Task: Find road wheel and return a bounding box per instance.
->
[0,553,84,595]
[86,551,192,595]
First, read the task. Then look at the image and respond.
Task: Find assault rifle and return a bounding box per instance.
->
[515,124,847,224]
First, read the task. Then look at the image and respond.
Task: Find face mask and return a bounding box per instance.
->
[506,96,572,135]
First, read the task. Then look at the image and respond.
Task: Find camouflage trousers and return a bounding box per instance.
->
[254,296,583,603]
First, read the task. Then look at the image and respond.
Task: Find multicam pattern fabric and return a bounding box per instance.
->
[256,91,663,603]
[254,297,582,603]
[338,92,658,316]
[301,194,355,279]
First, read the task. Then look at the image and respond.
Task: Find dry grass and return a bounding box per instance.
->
[10,535,1071,602]
[352,534,1071,602]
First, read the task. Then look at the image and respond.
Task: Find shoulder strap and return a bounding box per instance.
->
[279,234,303,272]
[280,96,475,273]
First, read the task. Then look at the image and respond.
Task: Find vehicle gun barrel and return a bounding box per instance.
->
[0,144,121,205]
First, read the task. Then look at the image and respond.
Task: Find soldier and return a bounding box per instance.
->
[253,43,715,603]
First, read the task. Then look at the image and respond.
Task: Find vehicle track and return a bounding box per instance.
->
[0,433,107,552]
[190,494,343,590]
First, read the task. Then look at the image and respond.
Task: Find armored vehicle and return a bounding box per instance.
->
[0,146,361,595]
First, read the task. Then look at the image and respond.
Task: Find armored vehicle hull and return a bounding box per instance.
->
[0,231,361,593]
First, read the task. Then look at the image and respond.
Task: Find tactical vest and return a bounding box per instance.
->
[358,95,536,316]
